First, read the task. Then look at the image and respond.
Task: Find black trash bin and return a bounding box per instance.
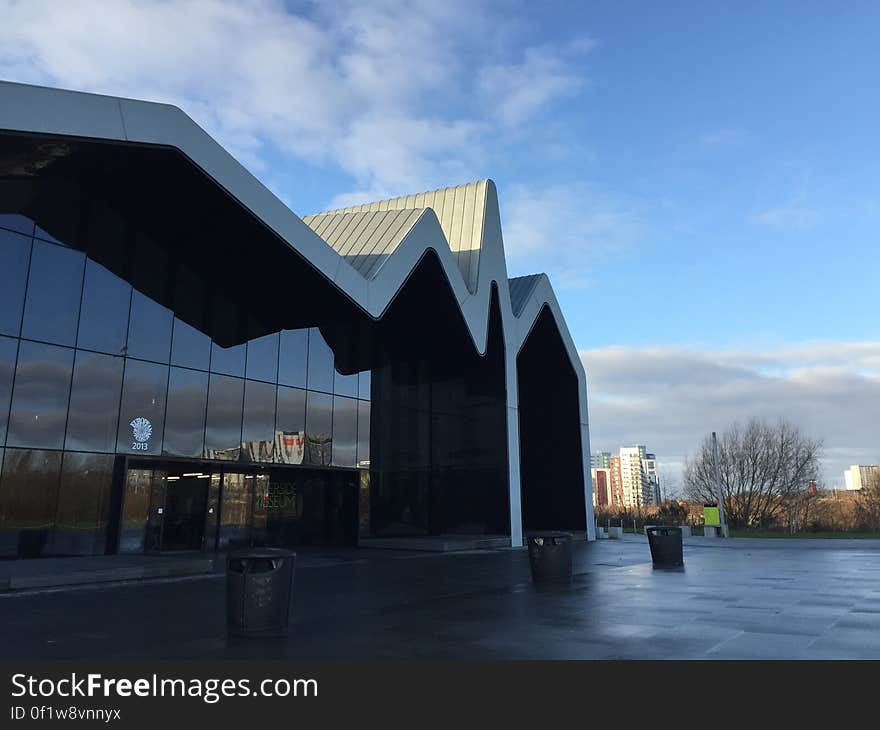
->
[526,532,573,583]
[226,548,296,637]
[646,526,683,567]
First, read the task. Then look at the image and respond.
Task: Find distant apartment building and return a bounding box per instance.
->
[844,465,880,491]
[619,446,651,509]
[643,452,661,504]
[591,451,612,469]
[609,455,624,507]
[591,467,611,507]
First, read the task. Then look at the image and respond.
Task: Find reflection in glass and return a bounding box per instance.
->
[127,290,173,363]
[163,367,209,457]
[7,341,74,449]
[219,473,252,549]
[65,351,124,452]
[275,386,305,465]
[306,328,334,393]
[210,342,246,377]
[334,369,358,398]
[0,229,31,337]
[252,473,269,545]
[0,449,62,558]
[171,317,211,371]
[242,380,276,463]
[0,336,17,445]
[21,239,85,346]
[332,396,357,467]
[53,452,114,555]
[246,332,279,383]
[119,468,152,554]
[0,214,34,236]
[358,370,372,400]
[357,400,371,468]
[304,391,332,466]
[77,259,131,355]
[278,328,308,388]
[116,358,168,455]
[204,374,243,460]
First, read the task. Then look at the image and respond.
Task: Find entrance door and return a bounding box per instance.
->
[162,476,209,551]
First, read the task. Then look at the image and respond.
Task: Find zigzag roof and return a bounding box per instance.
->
[0,81,587,418]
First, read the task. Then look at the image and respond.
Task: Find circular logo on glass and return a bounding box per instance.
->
[130,417,153,444]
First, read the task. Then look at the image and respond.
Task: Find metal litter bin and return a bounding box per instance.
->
[526,532,573,583]
[646,525,683,567]
[226,548,295,636]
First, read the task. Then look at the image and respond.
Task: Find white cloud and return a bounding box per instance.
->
[581,342,880,492]
[501,182,643,287]
[0,0,589,209]
[478,40,592,128]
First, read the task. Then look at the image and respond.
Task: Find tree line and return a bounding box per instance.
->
[595,418,880,534]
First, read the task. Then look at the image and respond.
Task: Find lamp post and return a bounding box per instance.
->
[712,431,728,536]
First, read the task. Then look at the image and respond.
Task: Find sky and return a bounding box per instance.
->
[1,0,878,489]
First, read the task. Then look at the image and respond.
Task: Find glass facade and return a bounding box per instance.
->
[0,216,372,557]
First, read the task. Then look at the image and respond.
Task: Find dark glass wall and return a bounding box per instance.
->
[0,213,372,557]
[368,262,509,538]
[517,307,586,533]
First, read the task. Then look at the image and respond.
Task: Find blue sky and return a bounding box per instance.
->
[1,0,877,486]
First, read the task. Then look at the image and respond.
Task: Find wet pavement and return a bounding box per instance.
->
[2,535,880,660]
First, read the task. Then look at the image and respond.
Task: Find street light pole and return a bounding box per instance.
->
[712,431,727,536]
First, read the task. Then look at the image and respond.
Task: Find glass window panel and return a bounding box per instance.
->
[204,374,243,460]
[77,259,131,355]
[163,367,209,458]
[209,292,244,376]
[242,380,276,463]
[21,239,85,346]
[210,342,246,377]
[246,332,279,383]
[35,225,66,247]
[332,396,357,468]
[357,400,371,468]
[306,328,334,393]
[334,369,358,398]
[7,341,74,449]
[218,472,252,550]
[126,290,173,363]
[171,317,211,371]
[52,452,114,556]
[65,351,124,452]
[0,228,31,337]
[116,358,168,455]
[275,386,305,465]
[119,468,152,554]
[0,214,35,236]
[278,328,308,388]
[0,336,18,445]
[358,370,372,400]
[0,449,62,558]
[304,390,332,466]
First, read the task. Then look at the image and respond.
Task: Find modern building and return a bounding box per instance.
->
[620,446,654,510]
[844,465,880,491]
[643,452,661,504]
[0,81,594,559]
[590,451,611,469]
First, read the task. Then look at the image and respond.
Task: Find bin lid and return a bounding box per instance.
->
[227,547,296,559]
[527,531,573,540]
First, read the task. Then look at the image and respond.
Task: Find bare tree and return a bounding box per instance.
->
[855,472,880,531]
[683,419,822,529]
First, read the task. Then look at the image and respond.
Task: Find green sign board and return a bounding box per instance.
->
[703,505,720,526]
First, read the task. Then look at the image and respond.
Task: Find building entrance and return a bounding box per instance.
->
[162,475,209,551]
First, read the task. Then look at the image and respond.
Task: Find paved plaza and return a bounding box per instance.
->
[2,535,880,660]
